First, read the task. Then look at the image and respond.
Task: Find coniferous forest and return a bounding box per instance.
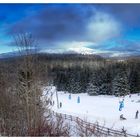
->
[1,54,140,97]
[38,54,140,96]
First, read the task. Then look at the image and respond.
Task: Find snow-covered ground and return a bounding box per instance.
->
[43,86,140,135]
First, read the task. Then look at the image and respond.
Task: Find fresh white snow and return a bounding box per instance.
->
[43,86,140,135]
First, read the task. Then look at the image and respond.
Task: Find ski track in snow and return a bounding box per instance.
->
[43,86,140,135]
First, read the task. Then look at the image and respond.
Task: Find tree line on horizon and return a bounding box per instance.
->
[49,56,140,96]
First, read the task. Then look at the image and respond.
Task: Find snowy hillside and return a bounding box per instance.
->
[43,87,140,135]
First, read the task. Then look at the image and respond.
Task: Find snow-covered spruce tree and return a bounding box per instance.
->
[129,70,140,93]
[99,83,111,95]
[73,71,82,93]
[112,71,130,96]
[97,67,112,95]
[73,80,81,93]
[87,82,99,96]
[86,72,100,96]
[67,72,75,93]
[67,71,82,94]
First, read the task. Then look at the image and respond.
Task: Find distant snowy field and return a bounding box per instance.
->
[43,86,140,135]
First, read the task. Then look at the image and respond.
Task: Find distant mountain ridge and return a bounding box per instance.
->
[0,50,140,59]
[0,51,20,59]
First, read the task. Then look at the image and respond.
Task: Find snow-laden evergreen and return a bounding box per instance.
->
[87,82,99,96]
[112,71,130,96]
[99,83,111,95]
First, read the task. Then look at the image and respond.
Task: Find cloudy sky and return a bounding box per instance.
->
[0,4,140,57]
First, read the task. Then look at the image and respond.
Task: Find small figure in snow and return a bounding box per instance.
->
[135,110,139,119]
[120,114,126,120]
[119,99,124,111]
[129,94,131,98]
[69,94,71,100]
[60,102,62,108]
[77,96,80,103]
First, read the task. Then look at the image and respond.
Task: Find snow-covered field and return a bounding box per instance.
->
[43,86,140,135]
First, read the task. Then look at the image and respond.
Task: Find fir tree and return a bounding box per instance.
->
[99,83,111,95]
[87,82,99,96]
[129,70,140,93]
[112,71,130,96]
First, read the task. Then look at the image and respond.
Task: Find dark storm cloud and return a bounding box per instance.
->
[4,4,140,56]
[8,4,140,44]
[97,4,140,28]
[8,4,95,42]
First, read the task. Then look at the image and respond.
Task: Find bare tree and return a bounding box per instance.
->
[0,33,70,136]
[14,33,43,135]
